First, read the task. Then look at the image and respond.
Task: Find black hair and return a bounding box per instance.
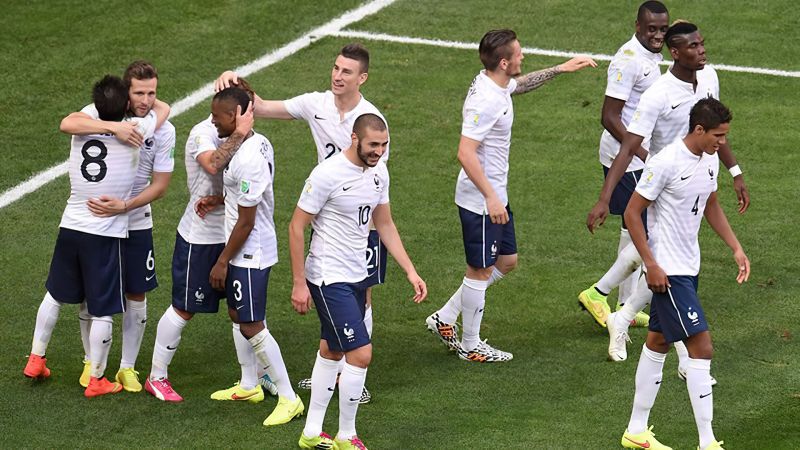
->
[479,29,517,71]
[340,43,370,73]
[637,1,668,21]
[212,87,251,114]
[689,98,732,132]
[93,75,129,122]
[665,21,698,49]
[353,113,387,138]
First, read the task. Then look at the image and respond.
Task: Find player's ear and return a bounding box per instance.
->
[351,131,358,146]
[693,124,705,136]
[358,72,368,85]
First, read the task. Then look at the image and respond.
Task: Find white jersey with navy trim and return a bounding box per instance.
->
[223,132,278,270]
[59,105,157,238]
[636,139,719,276]
[283,90,390,163]
[455,70,516,215]
[627,67,719,156]
[177,116,227,245]
[129,120,176,230]
[599,35,663,170]
[297,153,390,285]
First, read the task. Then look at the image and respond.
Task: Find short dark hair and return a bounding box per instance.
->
[479,29,517,71]
[234,77,255,102]
[637,1,668,22]
[93,75,129,122]
[689,98,732,132]
[353,113,387,139]
[340,43,370,73]
[665,21,698,49]
[123,60,158,87]
[213,87,251,114]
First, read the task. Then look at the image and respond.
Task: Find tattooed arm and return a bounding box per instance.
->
[513,56,597,95]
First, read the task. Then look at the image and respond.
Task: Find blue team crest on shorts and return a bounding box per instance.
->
[240,180,250,194]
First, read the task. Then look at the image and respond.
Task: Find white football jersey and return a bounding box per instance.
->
[627,66,719,156]
[223,132,278,270]
[455,71,516,215]
[284,90,390,163]
[298,153,390,285]
[60,107,157,238]
[177,116,226,244]
[128,120,176,230]
[636,139,719,276]
[599,34,663,170]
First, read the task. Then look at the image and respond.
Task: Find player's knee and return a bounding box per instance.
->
[238,321,265,339]
[173,307,194,321]
[466,265,494,281]
[496,254,517,274]
[320,346,344,361]
[345,344,372,368]
[125,292,145,301]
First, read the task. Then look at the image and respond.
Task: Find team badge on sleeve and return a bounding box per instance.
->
[303,181,313,195]
[645,169,655,183]
[240,180,250,194]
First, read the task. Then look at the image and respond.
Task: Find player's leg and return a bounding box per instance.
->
[300,337,342,449]
[607,274,651,361]
[78,301,92,386]
[335,344,371,450]
[117,229,158,392]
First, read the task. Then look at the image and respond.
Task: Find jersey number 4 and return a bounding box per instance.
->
[690,195,700,215]
[80,139,108,182]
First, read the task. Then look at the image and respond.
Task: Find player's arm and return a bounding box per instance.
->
[210,204,256,290]
[372,203,427,303]
[214,71,293,119]
[703,192,750,284]
[624,192,669,293]
[600,97,627,142]
[716,142,749,214]
[586,131,646,233]
[152,99,171,129]
[196,104,254,174]
[288,207,315,314]
[512,56,597,95]
[458,135,507,224]
[86,171,172,217]
[59,112,144,147]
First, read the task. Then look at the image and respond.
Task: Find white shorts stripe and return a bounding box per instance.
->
[667,286,689,337]
[317,285,344,350]
[247,269,254,322]
[185,244,193,311]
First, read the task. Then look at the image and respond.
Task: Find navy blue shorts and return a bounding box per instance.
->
[226,264,270,323]
[649,275,708,343]
[459,205,517,269]
[124,228,158,294]
[45,227,126,316]
[603,166,648,230]
[362,230,387,288]
[308,281,370,352]
[171,232,226,313]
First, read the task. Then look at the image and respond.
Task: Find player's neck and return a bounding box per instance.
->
[669,65,697,88]
[682,137,704,157]
[343,146,368,171]
[333,91,363,118]
[485,69,511,88]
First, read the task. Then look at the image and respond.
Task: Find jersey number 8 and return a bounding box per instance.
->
[80,139,108,182]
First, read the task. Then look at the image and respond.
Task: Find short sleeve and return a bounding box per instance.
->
[461,93,502,142]
[187,130,217,160]
[636,156,672,201]
[80,103,100,119]
[626,88,663,138]
[153,121,176,172]
[135,111,158,142]
[297,166,334,215]
[378,163,390,205]
[605,57,638,101]
[284,92,319,121]
[231,142,270,208]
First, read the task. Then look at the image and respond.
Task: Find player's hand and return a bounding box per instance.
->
[291,283,313,315]
[558,56,598,73]
[406,271,428,303]
[234,102,254,136]
[195,195,224,218]
[586,200,609,233]
[733,249,750,284]
[209,260,228,291]
[644,264,670,294]
[112,121,144,148]
[214,70,239,92]
[87,195,126,217]
[486,194,508,224]
[733,175,750,214]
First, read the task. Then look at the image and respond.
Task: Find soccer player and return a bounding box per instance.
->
[69,61,175,392]
[425,29,596,361]
[289,114,426,450]
[216,43,386,403]
[577,1,669,330]
[23,75,157,398]
[619,98,745,450]
[583,22,750,372]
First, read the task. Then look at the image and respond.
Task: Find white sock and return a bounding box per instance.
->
[628,345,667,434]
[460,277,488,351]
[597,242,642,295]
[120,297,147,369]
[617,229,637,304]
[675,340,690,372]
[686,357,715,449]
[337,362,367,440]
[249,328,296,400]
[618,276,651,323]
[78,301,92,361]
[437,268,503,325]
[89,316,113,379]
[303,352,340,438]
[232,323,258,390]
[31,292,62,356]
[364,305,373,338]
[150,306,187,380]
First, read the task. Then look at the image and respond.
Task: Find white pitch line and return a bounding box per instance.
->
[0,0,397,211]
[332,29,800,78]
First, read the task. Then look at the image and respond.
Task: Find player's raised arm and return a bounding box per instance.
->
[60,112,144,148]
[512,56,596,95]
[214,71,293,120]
[288,207,314,314]
[371,203,427,303]
[703,192,750,283]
